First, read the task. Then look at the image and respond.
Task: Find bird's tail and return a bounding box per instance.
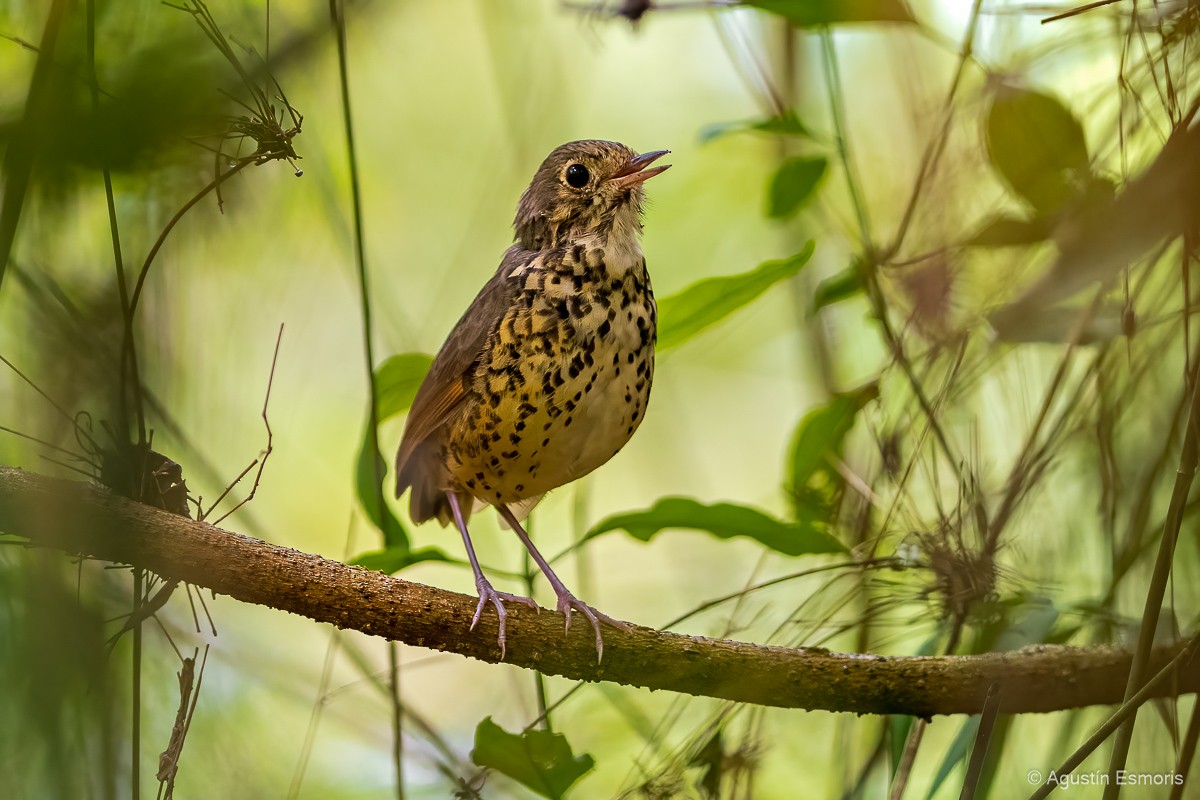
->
[394,440,452,526]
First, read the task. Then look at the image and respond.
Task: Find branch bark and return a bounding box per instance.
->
[1,466,1195,715]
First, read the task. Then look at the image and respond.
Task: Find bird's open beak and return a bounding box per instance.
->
[609,149,672,188]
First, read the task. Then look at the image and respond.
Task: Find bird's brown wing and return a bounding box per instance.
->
[394,245,531,521]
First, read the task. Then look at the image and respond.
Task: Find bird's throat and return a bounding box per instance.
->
[574,206,646,278]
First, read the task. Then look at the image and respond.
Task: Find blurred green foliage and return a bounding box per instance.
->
[985,83,1090,217]
[2,0,1200,798]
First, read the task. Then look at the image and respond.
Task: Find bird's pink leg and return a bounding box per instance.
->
[497,504,629,662]
[446,492,536,660]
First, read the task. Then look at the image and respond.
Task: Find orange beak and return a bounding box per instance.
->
[609,149,672,188]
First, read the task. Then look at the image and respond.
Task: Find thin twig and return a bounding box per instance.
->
[289,512,357,800]
[1169,694,1200,800]
[210,324,282,525]
[890,619,968,799]
[156,646,208,800]
[288,628,341,799]
[819,29,872,255]
[1041,0,1121,25]
[1030,636,1200,800]
[201,459,258,522]
[0,425,84,459]
[819,29,963,485]
[1102,320,1200,796]
[107,579,181,650]
[156,650,195,798]
[886,0,984,260]
[132,566,143,800]
[38,455,98,480]
[662,560,896,630]
[128,158,253,318]
[0,354,100,452]
[960,683,1002,799]
[984,290,1107,556]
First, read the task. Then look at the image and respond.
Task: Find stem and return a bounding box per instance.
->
[1029,636,1200,800]
[890,620,966,799]
[128,158,253,318]
[889,720,925,800]
[522,541,551,730]
[132,567,143,800]
[327,1,400,795]
[985,291,1105,556]
[86,0,140,446]
[818,27,962,479]
[886,0,984,260]
[388,641,403,788]
[819,28,872,255]
[1169,700,1200,800]
[960,684,1002,800]
[1101,341,1200,796]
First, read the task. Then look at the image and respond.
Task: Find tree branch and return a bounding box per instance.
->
[1,466,1194,715]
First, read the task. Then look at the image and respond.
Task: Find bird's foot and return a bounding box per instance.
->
[471,577,539,661]
[553,590,630,663]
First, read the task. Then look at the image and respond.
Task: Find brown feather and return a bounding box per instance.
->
[394,246,531,521]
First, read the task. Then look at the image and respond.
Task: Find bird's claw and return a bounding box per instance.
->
[471,577,538,660]
[555,592,630,663]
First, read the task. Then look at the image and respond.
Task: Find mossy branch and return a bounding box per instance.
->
[1,465,1194,716]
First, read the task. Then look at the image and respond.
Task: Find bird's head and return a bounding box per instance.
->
[514,140,670,250]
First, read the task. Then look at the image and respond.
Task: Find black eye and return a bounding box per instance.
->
[565,163,590,188]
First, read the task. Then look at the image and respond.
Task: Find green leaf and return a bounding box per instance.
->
[657,244,815,350]
[768,157,828,219]
[350,545,449,573]
[812,264,863,311]
[699,111,812,143]
[966,214,1053,247]
[375,352,433,422]
[354,352,432,548]
[588,497,845,557]
[986,84,1089,215]
[926,717,979,799]
[471,717,594,800]
[788,383,878,514]
[355,419,409,549]
[744,0,916,26]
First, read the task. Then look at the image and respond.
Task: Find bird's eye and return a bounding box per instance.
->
[565,163,590,188]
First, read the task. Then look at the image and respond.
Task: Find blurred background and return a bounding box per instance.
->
[2,0,1199,797]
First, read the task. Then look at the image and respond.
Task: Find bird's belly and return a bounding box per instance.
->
[539,363,648,482]
[445,341,654,506]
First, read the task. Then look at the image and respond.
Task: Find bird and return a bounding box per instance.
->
[394,140,670,661]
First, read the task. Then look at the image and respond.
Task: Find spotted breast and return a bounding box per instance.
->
[443,241,656,510]
[393,140,669,659]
